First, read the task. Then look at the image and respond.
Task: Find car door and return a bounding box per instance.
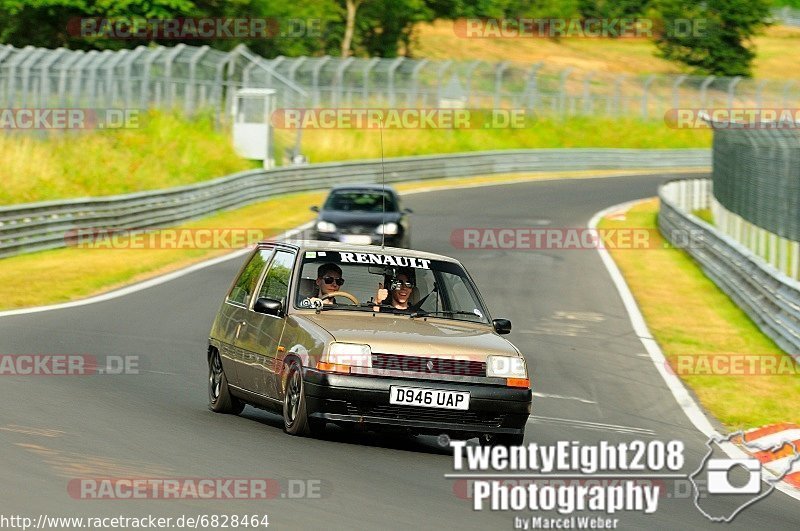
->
[221,247,274,387]
[235,249,296,399]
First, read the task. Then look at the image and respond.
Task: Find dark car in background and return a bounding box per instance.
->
[310,185,412,248]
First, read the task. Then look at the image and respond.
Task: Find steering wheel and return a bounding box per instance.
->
[320,291,360,305]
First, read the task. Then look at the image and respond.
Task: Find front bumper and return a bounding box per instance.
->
[304,369,531,436]
[312,231,404,248]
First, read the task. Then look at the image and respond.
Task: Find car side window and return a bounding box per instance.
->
[257,250,295,304]
[228,249,273,306]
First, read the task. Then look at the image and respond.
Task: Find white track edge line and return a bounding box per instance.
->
[0,222,313,318]
[0,171,689,319]
[589,199,800,501]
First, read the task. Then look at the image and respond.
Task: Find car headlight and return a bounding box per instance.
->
[316,221,336,233]
[486,355,529,387]
[375,222,398,235]
[317,343,372,373]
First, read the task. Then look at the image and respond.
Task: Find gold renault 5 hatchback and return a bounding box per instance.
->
[207,240,532,446]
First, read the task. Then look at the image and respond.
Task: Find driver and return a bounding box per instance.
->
[374,268,415,311]
[315,263,344,305]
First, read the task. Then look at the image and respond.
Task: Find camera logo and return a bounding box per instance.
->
[691,431,800,522]
[706,458,761,495]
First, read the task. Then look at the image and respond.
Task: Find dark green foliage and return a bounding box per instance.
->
[652,0,772,76]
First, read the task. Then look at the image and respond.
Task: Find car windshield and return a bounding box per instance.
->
[323,190,398,212]
[294,250,490,324]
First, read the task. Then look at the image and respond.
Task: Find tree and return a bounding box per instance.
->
[577,0,650,20]
[341,0,363,57]
[652,0,771,77]
[0,0,196,49]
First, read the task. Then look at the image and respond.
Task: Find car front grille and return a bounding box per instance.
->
[341,225,372,235]
[345,403,504,427]
[371,353,486,377]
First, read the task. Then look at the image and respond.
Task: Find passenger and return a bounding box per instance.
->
[374,268,415,311]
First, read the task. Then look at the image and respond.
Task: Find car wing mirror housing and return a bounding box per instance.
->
[254,297,283,316]
[492,318,512,334]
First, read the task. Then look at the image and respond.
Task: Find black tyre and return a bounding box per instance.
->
[282,360,322,436]
[208,349,245,414]
[479,431,525,447]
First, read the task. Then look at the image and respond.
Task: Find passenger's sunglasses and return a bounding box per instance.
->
[323,276,345,286]
[391,280,415,290]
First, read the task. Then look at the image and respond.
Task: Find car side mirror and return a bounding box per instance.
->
[492,318,512,334]
[403,207,413,214]
[254,297,283,316]
[310,205,320,212]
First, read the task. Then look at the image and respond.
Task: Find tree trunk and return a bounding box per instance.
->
[341,0,362,57]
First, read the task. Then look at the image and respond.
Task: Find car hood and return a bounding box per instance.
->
[319,211,401,225]
[294,312,519,362]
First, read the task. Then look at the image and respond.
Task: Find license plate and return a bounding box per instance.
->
[389,386,470,410]
[340,234,372,245]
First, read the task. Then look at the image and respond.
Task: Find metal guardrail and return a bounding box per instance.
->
[0,148,710,258]
[659,178,800,359]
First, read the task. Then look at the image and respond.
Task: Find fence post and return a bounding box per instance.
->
[726,76,741,108]
[582,71,594,115]
[671,74,687,110]
[699,76,715,107]
[558,68,573,115]
[641,74,655,119]
[493,61,508,108]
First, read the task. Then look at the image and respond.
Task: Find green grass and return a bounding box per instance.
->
[277,116,711,163]
[0,169,684,311]
[601,199,800,429]
[0,112,710,205]
[0,109,257,206]
[692,208,714,224]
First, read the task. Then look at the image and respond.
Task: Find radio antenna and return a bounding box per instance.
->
[379,115,387,249]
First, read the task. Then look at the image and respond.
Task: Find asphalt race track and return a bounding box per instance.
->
[2,174,799,530]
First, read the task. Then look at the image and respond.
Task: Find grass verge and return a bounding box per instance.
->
[600,199,800,429]
[0,110,256,206]
[0,169,697,311]
[277,116,710,163]
[1,111,709,206]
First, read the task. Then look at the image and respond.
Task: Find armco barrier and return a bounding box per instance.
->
[659,178,800,359]
[0,148,710,259]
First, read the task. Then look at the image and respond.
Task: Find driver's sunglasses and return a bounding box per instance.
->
[392,280,415,289]
[323,276,345,286]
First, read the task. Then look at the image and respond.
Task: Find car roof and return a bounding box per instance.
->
[266,240,459,264]
[328,183,398,194]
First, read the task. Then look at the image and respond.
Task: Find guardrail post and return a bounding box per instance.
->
[792,241,800,280]
[769,233,778,269]
[780,236,790,276]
